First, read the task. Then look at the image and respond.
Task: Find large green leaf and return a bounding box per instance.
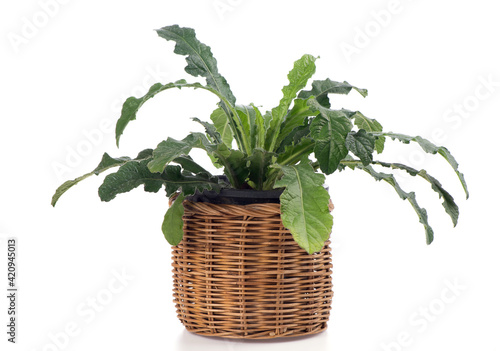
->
[309,100,353,174]
[372,161,459,227]
[210,107,233,147]
[274,164,333,254]
[318,108,385,153]
[155,26,255,152]
[51,150,154,206]
[373,132,469,198]
[116,79,188,146]
[345,129,375,166]
[266,54,317,151]
[113,77,250,153]
[162,193,185,246]
[148,133,208,173]
[360,164,434,244]
[99,159,165,201]
[156,25,236,107]
[99,159,220,201]
[340,156,460,228]
[298,78,367,108]
[275,98,317,148]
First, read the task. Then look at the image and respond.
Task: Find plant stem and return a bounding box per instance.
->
[219,103,250,154]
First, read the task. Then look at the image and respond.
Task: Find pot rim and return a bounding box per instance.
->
[185,188,283,205]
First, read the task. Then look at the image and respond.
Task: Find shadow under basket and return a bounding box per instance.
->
[171,190,333,339]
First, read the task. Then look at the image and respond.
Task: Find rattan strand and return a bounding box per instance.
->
[171,200,333,339]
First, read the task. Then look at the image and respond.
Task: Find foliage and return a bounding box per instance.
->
[53,25,468,254]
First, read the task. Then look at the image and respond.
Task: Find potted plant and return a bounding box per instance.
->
[52,24,468,339]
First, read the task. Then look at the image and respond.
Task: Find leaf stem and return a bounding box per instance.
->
[215,99,252,155]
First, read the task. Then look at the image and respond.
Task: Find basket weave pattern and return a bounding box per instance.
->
[171,200,333,339]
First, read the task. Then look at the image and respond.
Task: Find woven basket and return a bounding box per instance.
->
[171,198,333,339]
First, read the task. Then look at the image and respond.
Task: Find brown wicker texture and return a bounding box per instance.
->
[171,200,333,339]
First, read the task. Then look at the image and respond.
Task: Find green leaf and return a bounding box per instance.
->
[266,54,317,151]
[171,155,211,175]
[134,149,154,159]
[277,137,314,166]
[275,98,317,148]
[274,164,333,254]
[98,159,165,202]
[236,105,256,148]
[372,161,459,227]
[51,150,155,206]
[309,100,353,174]
[352,110,382,132]
[156,25,251,152]
[114,79,237,146]
[114,78,248,152]
[374,136,386,154]
[345,129,375,166]
[99,159,220,202]
[360,164,434,244]
[210,107,233,147]
[247,148,274,190]
[252,104,266,149]
[262,110,272,130]
[162,193,185,246]
[162,165,220,196]
[191,117,221,144]
[156,25,236,107]
[208,153,223,169]
[148,133,208,173]
[276,119,311,153]
[298,78,367,108]
[374,132,469,199]
[115,79,188,147]
[351,111,385,153]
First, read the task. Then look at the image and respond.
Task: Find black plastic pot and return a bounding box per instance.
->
[185,188,283,205]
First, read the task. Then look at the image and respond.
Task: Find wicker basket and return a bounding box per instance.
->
[171,198,333,339]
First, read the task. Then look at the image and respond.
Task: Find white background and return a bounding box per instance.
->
[1,0,499,350]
